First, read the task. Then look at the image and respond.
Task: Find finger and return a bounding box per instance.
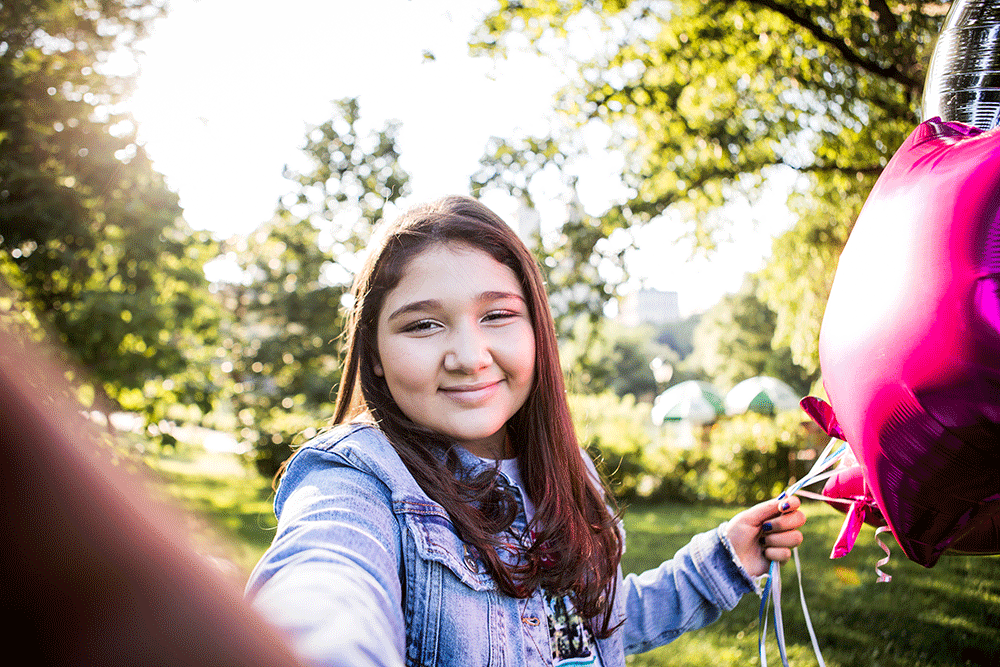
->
[760,511,807,535]
[761,530,804,550]
[742,495,801,526]
[763,546,794,564]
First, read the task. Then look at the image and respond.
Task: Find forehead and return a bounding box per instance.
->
[383,243,524,305]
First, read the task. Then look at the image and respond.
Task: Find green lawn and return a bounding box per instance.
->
[150,448,1000,667]
[621,502,1000,667]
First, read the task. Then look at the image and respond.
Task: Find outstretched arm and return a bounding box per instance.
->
[246,450,406,667]
[620,495,806,654]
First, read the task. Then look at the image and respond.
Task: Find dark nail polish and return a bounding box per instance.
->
[762,522,773,533]
[779,501,792,512]
[758,536,766,546]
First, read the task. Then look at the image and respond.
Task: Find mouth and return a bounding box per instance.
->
[439,380,503,404]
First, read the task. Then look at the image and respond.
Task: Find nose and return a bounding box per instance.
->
[444,322,492,373]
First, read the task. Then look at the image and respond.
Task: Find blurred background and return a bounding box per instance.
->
[2,2,997,665]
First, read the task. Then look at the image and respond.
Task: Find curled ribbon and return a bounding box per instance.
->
[874,526,893,583]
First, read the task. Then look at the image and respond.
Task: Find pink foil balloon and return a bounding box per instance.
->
[821,460,886,558]
[817,117,1000,567]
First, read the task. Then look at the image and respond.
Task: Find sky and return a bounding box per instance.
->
[127,0,795,316]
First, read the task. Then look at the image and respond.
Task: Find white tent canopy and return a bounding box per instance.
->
[724,376,802,415]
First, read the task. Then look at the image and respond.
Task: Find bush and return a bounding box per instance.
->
[569,392,655,500]
[247,405,328,478]
[700,411,820,505]
[569,393,824,505]
[569,393,712,503]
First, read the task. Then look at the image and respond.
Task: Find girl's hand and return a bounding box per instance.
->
[725,495,806,578]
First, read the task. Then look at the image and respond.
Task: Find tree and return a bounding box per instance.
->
[687,275,815,393]
[471,0,948,370]
[653,313,701,360]
[0,0,222,429]
[227,98,411,476]
[560,316,674,399]
[755,173,862,374]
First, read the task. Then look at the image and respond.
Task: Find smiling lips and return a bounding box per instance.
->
[439,380,503,405]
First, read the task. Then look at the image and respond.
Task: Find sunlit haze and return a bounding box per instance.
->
[128,0,795,315]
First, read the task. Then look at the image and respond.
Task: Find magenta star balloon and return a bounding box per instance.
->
[816,116,1000,567]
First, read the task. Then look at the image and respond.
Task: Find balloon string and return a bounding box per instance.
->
[758,437,847,667]
[794,489,852,505]
[793,486,895,585]
[793,547,826,667]
[780,439,848,500]
[773,558,788,667]
[874,526,893,583]
[758,561,774,667]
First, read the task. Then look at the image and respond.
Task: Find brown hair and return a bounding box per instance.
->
[332,195,622,635]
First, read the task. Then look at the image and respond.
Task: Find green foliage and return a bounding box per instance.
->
[755,172,870,373]
[470,0,947,372]
[570,391,827,505]
[699,411,820,505]
[0,0,222,431]
[226,98,411,477]
[687,275,816,393]
[279,97,409,256]
[561,318,670,399]
[570,391,664,500]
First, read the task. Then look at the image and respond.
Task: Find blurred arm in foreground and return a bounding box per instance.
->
[1,326,309,666]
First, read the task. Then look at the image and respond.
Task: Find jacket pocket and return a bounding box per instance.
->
[397,499,496,591]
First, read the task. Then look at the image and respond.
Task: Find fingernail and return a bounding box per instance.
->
[758,536,766,546]
[762,522,773,533]
[779,500,792,512]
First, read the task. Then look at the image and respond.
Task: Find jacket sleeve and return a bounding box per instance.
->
[619,523,757,655]
[245,448,405,667]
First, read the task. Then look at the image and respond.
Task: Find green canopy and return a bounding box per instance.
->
[724,376,802,416]
[651,380,725,425]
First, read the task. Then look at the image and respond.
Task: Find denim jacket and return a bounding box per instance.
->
[246,424,758,667]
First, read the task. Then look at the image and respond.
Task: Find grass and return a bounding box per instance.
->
[621,500,1000,667]
[143,447,279,579]
[150,446,1000,667]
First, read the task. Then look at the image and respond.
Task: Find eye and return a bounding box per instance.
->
[482,309,520,324]
[400,318,441,334]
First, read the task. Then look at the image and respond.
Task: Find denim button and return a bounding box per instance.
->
[463,544,478,572]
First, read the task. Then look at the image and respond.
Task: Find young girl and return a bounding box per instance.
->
[245,196,806,667]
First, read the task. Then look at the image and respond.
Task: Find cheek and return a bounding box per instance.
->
[379,338,435,391]
[507,324,537,384]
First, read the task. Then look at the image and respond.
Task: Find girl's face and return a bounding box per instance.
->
[374,243,536,459]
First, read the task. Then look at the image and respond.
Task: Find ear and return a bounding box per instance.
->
[373,358,384,377]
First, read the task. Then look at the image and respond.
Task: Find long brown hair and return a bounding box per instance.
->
[331,195,622,636]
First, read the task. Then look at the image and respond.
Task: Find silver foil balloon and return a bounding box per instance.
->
[923,0,1000,130]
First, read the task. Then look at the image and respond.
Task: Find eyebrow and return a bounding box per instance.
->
[386,291,525,322]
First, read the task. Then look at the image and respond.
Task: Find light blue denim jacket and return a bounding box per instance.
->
[246,424,758,667]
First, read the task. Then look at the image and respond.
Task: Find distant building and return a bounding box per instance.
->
[618,288,681,326]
